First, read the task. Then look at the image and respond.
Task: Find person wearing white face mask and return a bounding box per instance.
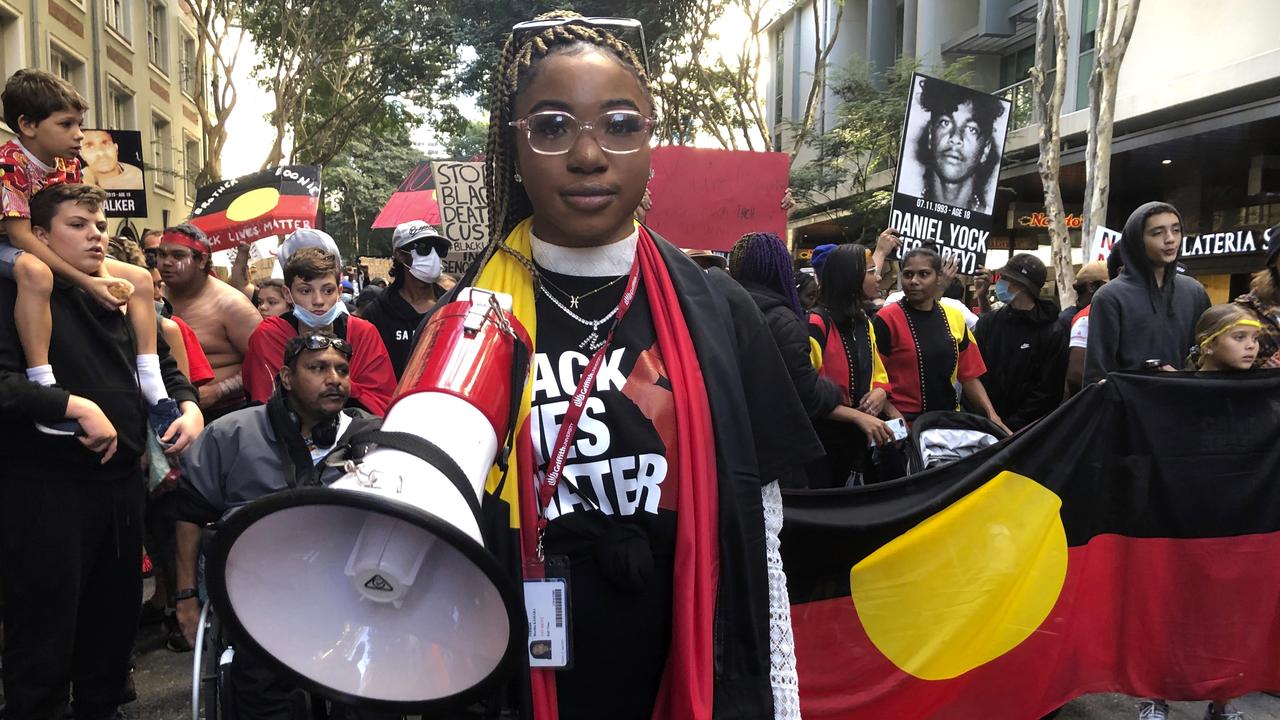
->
[359,219,453,377]
[241,247,397,415]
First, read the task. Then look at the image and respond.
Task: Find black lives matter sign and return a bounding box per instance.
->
[890,74,1012,274]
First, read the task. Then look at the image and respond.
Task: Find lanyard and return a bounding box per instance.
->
[536,257,642,559]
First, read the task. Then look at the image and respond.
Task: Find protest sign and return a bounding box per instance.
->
[373,161,441,228]
[1087,225,1122,262]
[645,146,789,252]
[890,74,1012,274]
[81,129,147,217]
[431,161,488,274]
[189,166,322,252]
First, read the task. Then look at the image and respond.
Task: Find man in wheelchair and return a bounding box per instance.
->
[174,332,383,719]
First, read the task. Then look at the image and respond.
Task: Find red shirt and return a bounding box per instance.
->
[242,314,397,416]
[171,315,215,387]
[0,140,82,233]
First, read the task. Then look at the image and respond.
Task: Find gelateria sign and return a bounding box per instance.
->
[1181,227,1273,259]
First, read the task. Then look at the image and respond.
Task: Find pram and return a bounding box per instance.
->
[904,411,1010,476]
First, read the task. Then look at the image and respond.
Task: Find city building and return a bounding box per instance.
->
[0,0,205,237]
[769,0,1280,301]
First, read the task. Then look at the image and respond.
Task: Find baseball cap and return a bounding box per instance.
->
[392,220,450,257]
[998,253,1047,292]
[1074,260,1108,286]
[278,228,341,268]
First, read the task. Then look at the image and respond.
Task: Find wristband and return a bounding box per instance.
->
[174,588,199,601]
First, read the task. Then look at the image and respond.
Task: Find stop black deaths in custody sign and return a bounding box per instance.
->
[889,74,1012,274]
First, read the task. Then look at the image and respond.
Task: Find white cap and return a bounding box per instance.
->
[278,228,341,268]
[391,220,448,251]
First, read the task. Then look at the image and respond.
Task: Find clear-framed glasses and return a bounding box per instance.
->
[509,110,655,156]
[511,16,649,73]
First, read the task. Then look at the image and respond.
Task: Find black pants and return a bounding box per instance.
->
[1,471,144,720]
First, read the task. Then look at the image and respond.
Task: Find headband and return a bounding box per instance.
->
[161,230,209,255]
[1200,318,1263,352]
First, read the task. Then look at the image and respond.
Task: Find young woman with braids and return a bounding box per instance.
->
[451,13,821,720]
[803,244,903,486]
[729,233,893,489]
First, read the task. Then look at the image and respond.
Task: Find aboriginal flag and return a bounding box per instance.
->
[189,166,321,251]
[782,370,1280,718]
[372,161,441,229]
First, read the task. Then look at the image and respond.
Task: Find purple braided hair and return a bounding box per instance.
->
[729,232,803,317]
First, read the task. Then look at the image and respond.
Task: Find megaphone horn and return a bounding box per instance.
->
[206,288,529,715]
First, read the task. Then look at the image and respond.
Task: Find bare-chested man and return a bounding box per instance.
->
[155,223,260,419]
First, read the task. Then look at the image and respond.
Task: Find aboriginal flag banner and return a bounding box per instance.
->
[189,166,321,251]
[782,370,1280,719]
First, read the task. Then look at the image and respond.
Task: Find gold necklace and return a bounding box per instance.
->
[539,273,626,309]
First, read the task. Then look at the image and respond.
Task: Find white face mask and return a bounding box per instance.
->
[293,300,349,328]
[403,248,442,284]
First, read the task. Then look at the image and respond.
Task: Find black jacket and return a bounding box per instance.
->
[740,280,841,421]
[0,278,196,481]
[973,297,1065,431]
[1085,202,1211,383]
[452,233,823,719]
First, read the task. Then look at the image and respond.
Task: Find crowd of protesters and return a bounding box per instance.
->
[0,14,1278,720]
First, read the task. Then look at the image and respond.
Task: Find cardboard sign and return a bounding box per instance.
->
[1087,225,1122,262]
[189,166,321,252]
[80,129,147,218]
[431,161,489,275]
[373,161,441,228]
[890,74,1012,274]
[645,146,789,252]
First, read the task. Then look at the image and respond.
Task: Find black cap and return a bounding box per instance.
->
[999,253,1047,292]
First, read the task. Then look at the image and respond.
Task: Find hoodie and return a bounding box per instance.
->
[1084,202,1210,384]
[740,280,841,421]
[973,296,1065,430]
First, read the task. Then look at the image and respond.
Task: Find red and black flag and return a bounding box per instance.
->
[372,161,440,229]
[189,166,321,251]
[782,370,1280,719]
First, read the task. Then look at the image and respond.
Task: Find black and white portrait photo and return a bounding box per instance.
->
[896,74,1010,216]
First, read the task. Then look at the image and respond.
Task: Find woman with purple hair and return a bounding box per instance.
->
[729,233,892,489]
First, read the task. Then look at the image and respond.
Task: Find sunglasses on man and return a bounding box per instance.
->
[286,334,353,366]
[400,237,449,258]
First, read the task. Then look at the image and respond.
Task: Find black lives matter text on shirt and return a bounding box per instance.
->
[531,264,677,720]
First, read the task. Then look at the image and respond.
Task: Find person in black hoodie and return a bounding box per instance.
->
[0,183,200,720]
[1085,202,1210,384]
[973,253,1065,431]
[359,220,452,378]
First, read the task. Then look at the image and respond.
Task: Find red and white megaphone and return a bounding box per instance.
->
[206,287,529,715]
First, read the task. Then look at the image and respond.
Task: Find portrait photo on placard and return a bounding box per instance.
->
[895,75,1011,216]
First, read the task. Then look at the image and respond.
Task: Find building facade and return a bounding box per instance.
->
[0,0,204,237]
[770,0,1280,301]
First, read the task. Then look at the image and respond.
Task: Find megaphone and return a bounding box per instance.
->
[205,288,528,715]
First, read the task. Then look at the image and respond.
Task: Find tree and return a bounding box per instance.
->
[1032,0,1142,307]
[322,125,428,260]
[247,0,458,169]
[442,119,489,160]
[186,0,249,186]
[1081,0,1141,245]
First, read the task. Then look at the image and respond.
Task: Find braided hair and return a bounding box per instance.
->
[480,11,653,273]
[729,232,803,318]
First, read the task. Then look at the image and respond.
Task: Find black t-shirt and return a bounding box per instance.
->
[530,264,677,720]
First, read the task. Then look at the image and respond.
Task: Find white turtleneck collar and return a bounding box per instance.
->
[530,227,638,277]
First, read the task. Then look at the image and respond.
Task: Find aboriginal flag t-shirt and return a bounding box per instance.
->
[528,236,678,720]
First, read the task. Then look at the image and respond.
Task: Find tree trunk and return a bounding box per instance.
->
[788,0,846,161]
[1082,0,1141,244]
[1031,0,1075,307]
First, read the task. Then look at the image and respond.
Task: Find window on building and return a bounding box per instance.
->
[184,134,200,199]
[180,34,197,98]
[152,114,172,191]
[772,30,784,150]
[50,47,86,97]
[105,0,130,39]
[1076,0,1099,111]
[0,9,18,87]
[894,4,905,59]
[147,0,167,72]
[107,83,133,129]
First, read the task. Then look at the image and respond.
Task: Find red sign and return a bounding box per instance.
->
[373,162,441,229]
[644,146,789,252]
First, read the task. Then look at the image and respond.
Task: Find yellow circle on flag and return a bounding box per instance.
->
[849,471,1068,680]
[225,187,281,222]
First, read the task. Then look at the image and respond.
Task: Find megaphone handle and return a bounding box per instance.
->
[343,429,485,529]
